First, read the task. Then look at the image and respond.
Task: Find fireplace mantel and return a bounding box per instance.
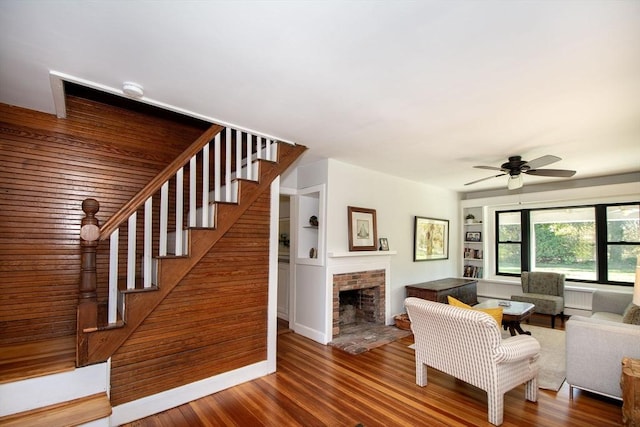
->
[328,251,397,258]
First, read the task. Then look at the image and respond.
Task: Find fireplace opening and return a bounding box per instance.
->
[332,269,385,338]
[339,288,380,326]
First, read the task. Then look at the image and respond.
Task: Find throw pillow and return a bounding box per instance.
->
[447,296,503,325]
[477,307,504,326]
[447,295,472,309]
[622,302,640,325]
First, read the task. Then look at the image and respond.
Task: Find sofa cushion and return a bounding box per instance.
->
[591,312,624,323]
[622,303,640,325]
[511,293,563,315]
[447,296,503,325]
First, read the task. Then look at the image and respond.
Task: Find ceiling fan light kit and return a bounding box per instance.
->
[465,155,576,190]
[507,174,524,190]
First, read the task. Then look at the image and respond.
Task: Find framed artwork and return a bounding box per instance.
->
[465,231,482,242]
[379,237,389,251]
[414,216,449,261]
[348,206,377,251]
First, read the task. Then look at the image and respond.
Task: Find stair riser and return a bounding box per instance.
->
[0,362,108,417]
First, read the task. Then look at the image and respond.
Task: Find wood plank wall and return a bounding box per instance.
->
[0,99,206,345]
[110,190,270,406]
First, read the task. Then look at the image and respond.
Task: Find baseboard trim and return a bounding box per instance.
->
[110,360,270,426]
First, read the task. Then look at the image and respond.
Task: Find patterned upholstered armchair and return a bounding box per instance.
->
[405,297,540,426]
[511,271,565,328]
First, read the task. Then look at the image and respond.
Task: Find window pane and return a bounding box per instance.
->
[607,204,639,283]
[497,243,521,274]
[498,212,521,241]
[607,205,640,242]
[608,245,640,282]
[530,207,596,281]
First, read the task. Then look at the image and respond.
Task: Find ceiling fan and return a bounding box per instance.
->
[465,155,576,190]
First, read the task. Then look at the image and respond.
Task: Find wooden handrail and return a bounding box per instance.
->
[99,124,224,240]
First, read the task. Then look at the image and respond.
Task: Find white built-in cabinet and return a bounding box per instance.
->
[296,184,325,266]
[463,207,485,278]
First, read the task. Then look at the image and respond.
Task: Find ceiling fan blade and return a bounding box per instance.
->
[525,155,561,169]
[525,168,576,177]
[473,165,504,172]
[464,173,506,186]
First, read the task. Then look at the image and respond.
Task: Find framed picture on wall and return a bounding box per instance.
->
[414,216,449,261]
[348,206,377,251]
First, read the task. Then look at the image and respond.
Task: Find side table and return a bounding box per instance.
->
[622,357,640,426]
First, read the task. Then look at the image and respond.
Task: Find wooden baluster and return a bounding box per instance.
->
[78,198,100,365]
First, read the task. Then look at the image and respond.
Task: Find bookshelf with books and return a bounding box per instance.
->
[463,207,485,279]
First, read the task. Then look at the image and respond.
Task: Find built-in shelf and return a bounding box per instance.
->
[296,184,325,266]
[328,251,397,258]
[463,207,485,279]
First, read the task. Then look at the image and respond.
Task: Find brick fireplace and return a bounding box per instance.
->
[332,269,385,338]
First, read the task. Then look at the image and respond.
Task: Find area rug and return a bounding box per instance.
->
[408,324,566,391]
[329,323,412,355]
[509,324,566,392]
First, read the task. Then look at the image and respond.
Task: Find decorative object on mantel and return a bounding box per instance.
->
[465,213,475,224]
[309,215,318,227]
[379,237,389,251]
[413,216,449,261]
[348,206,378,251]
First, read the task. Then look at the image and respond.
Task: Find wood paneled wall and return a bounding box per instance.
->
[0,98,206,345]
[110,190,270,406]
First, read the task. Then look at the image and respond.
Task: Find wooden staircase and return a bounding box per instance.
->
[80,141,305,365]
[0,125,305,425]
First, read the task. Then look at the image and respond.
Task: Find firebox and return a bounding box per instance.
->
[332,269,385,338]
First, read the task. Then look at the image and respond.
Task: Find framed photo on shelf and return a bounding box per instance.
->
[348,206,377,251]
[379,237,389,251]
[465,231,482,242]
[413,216,449,261]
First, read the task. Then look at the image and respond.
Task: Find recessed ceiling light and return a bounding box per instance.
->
[122,82,144,98]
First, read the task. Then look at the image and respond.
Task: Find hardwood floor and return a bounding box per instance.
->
[123,316,622,427]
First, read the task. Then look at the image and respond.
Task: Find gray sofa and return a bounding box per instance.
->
[566,290,640,399]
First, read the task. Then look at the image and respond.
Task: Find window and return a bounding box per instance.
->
[606,204,640,283]
[496,211,522,275]
[530,207,596,281]
[495,202,639,285]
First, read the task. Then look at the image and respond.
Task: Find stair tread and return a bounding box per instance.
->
[0,392,111,427]
[0,336,75,384]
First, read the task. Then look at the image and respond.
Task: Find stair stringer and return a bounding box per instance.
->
[81,142,307,366]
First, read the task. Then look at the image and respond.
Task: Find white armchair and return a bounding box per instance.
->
[405,297,540,426]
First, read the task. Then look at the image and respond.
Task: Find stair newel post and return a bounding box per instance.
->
[77,198,100,366]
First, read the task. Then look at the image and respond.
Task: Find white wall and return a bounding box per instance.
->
[326,159,460,317]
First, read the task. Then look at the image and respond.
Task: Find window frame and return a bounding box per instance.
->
[494,202,638,286]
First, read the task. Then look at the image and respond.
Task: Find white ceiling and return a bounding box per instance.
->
[1,1,639,193]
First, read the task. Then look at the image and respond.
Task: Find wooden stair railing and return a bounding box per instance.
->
[77,124,306,366]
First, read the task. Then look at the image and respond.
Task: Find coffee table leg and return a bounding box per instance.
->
[504,321,531,336]
[513,322,531,335]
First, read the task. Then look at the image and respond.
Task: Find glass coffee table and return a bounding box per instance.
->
[474,299,535,336]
